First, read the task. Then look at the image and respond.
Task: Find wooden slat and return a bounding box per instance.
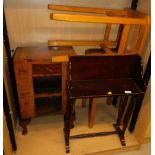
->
[101,44,115,54]
[51,13,146,25]
[116,24,124,42]
[48,40,117,47]
[48,4,127,16]
[116,24,124,50]
[52,55,69,62]
[118,25,130,54]
[32,73,62,77]
[104,24,112,41]
[35,92,61,98]
[135,16,151,54]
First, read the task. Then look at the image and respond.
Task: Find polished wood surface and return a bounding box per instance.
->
[69,55,143,81]
[51,13,146,25]
[69,79,144,98]
[64,54,146,153]
[14,46,75,60]
[48,40,117,47]
[49,5,150,55]
[13,46,76,134]
[13,60,35,119]
[48,4,127,16]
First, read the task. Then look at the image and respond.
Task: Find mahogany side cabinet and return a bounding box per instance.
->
[13,46,75,134]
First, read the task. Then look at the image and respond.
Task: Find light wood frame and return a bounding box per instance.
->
[48,5,150,55]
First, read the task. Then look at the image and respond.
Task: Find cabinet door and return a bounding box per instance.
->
[14,60,35,119]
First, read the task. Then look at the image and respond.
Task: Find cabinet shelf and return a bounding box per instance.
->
[33,76,61,94]
[35,96,62,116]
[32,73,62,77]
[35,92,61,98]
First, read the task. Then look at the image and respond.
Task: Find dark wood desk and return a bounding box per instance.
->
[64,54,146,153]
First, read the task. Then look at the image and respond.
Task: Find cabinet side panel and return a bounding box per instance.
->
[13,60,35,118]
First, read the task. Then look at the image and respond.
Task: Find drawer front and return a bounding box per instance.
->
[32,64,62,75]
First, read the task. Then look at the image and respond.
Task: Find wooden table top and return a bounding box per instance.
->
[13,46,76,60]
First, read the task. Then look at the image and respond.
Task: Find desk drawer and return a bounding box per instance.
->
[32,64,61,75]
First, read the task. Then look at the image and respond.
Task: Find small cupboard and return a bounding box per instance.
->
[13,46,75,134]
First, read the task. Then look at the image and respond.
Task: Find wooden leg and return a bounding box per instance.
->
[82,98,87,107]
[128,96,143,132]
[107,97,112,105]
[114,96,135,146]
[88,98,97,128]
[64,97,74,153]
[117,96,128,125]
[122,96,135,134]
[112,96,118,106]
[113,96,128,146]
[19,118,31,135]
[71,99,76,128]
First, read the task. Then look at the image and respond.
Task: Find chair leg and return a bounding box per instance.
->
[88,98,97,128]
[82,98,87,107]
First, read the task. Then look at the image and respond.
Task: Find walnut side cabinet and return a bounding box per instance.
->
[13,46,75,134]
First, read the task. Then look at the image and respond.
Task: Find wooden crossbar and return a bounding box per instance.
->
[48,4,127,16]
[51,14,146,25]
[118,25,130,54]
[101,44,115,54]
[48,40,117,47]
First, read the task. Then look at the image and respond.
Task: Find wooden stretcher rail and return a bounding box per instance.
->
[48,40,117,46]
[101,44,115,54]
[51,13,146,25]
[48,4,127,16]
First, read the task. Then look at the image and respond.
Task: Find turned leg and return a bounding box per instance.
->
[19,118,31,135]
[88,98,97,128]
